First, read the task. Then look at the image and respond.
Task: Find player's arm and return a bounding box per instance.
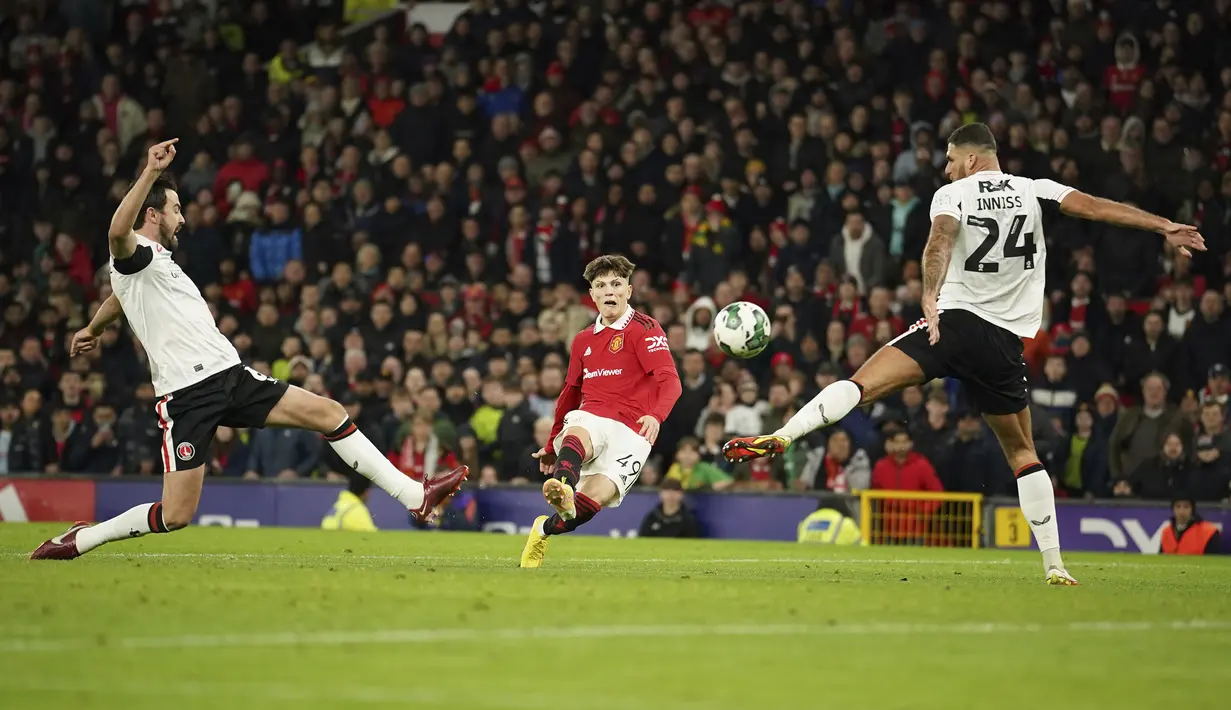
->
[544,334,586,455]
[634,323,682,443]
[920,214,960,300]
[70,294,124,357]
[1041,179,1206,257]
[920,184,961,344]
[108,139,180,259]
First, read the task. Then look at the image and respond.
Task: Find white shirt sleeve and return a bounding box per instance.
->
[929,183,962,221]
[1033,178,1075,203]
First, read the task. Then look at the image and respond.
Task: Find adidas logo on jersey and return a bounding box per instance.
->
[584,346,592,356]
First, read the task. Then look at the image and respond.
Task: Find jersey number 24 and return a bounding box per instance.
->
[964,214,1035,273]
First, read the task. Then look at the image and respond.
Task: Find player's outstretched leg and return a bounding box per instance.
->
[521,475,612,568]
[983,409,1076,585]
[543,427,593,520]
[266,386,467,521]
[725,345,924,463]
[31,468,204,560]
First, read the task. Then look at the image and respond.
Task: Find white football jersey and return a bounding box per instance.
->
[929,170,1074,337]
[110,234,240,396]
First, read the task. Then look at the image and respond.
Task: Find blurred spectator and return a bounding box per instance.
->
[245,426,322,480]
[320,475,377,533]
[1198,364,1231,407]
[396,412,459,483]
[1116,432,1189,501]
[207,426,250,478]
[1057,405,1111,499]
[829,211,888,294]
[1031,354,1079,428]
[791,428,871,493]
[638,478,700,538]
[724,379,766,437]
[1110,373,1191,481]
[1122,312,1179,398]
[872,428,941,493]
[936,410,1012,495]
[42,405,91,473]
[666,437,732,491]
[515,417,553,485]
[496,380,534,481]
[696,414,728,468]
[1160,498,1223,555]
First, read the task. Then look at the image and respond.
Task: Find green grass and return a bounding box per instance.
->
[2,525,1230,709]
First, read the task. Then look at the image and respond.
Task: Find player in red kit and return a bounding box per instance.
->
[520,255,682,567]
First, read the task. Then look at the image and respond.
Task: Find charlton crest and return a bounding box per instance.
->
[608,333,624,353]
[176,443,195,461]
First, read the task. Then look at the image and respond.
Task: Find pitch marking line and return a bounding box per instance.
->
[3,551,1191,569]
[1,620,1227,655]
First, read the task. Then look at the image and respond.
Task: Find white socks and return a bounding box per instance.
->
[775,380,863,442]
[326,418,425,510]
[1017,468,1064,570]
[76,502,166,554]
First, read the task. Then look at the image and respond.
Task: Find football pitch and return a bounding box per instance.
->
[2,526,1229,710]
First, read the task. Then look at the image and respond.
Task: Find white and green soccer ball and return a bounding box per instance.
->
[713,301,771,358]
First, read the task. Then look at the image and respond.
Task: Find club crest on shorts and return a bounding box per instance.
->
[176,442,195,461]
[608,333,624,353]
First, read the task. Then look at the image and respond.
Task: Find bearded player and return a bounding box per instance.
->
[724,123,1205,585]
[31,139,467,559]
[520,255,681,567]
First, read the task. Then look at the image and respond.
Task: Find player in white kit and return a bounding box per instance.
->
[725,123,1205,585]
[31,139,467,559]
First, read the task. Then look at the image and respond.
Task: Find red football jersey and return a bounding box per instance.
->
[547,307,682,450]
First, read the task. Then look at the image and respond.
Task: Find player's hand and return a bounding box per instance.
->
[69,328,100,356]
[637,415,660,444]
[923,297,941,345]
[532,447,557,475]
[146,138,179,173]
[1161,222,1205,258]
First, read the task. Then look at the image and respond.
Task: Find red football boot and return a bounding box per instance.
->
[29,522,90,560]
[411,466,469,523]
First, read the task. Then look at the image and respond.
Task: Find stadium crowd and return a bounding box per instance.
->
[1,0,1230,509]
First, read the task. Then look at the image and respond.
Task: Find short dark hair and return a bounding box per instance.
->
[947,123,997,153]
[132,175,179,229]
[583,254,635,283]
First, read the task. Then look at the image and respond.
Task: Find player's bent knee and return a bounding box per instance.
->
[561,426,594,458]
[577,475,618,506]
[317,397,349,431]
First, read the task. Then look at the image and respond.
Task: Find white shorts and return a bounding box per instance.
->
[552,410,651,507]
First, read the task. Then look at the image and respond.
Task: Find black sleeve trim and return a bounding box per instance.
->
[112,244,154,275]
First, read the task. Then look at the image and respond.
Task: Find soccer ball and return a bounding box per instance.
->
[713,301,770,358]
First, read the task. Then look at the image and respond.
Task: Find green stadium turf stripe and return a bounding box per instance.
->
[1,620,1227,654]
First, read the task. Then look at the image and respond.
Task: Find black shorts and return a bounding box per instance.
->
[889,308,1028,416]
[155,364,289,472]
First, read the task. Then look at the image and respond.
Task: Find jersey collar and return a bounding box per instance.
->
[594,306,635,333]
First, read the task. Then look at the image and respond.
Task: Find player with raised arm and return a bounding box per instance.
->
[31,140,467,560]
[520,255,682,567]
[724,123,1205,585]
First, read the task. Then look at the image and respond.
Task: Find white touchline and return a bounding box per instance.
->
[0,620,1226,655]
